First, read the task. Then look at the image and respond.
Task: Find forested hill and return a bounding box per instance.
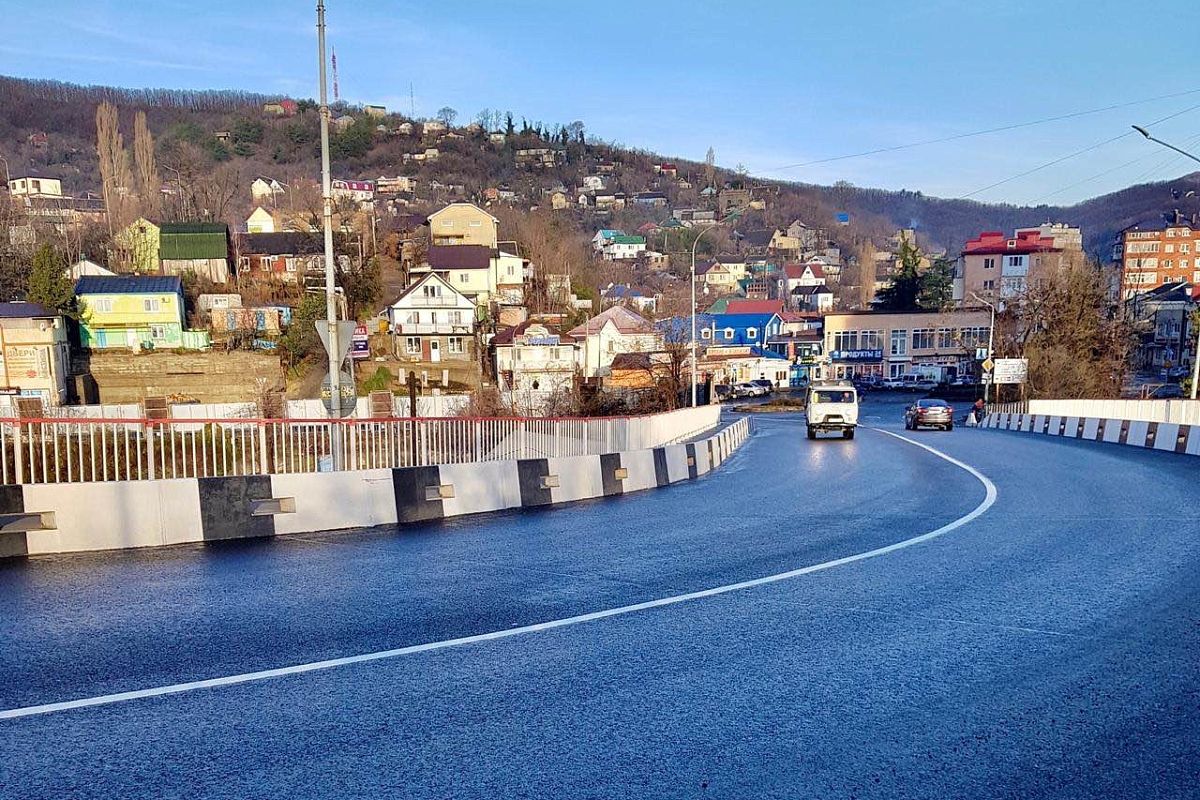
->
[3,74,1198,256]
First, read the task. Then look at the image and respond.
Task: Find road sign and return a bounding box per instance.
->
[314,320,358,364]
[981,357,995,372]
[351,323,370,361]
[320,369,357,416]
[992,358,1029,385]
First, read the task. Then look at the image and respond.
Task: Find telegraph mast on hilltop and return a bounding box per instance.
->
[331,47,340,103]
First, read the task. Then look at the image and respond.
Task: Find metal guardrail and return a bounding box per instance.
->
[0,406,720,485]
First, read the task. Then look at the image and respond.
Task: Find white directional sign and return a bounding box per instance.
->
[992,358,1029,385]
[315,320,358,364]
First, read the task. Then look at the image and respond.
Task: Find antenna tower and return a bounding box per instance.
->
[332,48,340,102]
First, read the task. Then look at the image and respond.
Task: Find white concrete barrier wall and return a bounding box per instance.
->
[982,411,1200,458]
[1,417,750,558]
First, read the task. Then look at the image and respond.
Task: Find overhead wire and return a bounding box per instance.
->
[771,87,1200,171]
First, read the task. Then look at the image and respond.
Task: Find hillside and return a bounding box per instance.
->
[3,75,1199,258]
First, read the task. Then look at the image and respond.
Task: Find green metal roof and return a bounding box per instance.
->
[160,230,229,260]
[610,235,645,245]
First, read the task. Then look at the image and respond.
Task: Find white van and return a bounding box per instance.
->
[804,380,859,440]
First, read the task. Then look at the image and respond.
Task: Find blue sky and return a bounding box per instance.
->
[4,0,1200,206]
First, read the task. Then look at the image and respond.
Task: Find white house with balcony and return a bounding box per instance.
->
[493,321,580,399]
[384,273,480,389]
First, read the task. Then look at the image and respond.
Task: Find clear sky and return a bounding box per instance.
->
[4,0,1200,206]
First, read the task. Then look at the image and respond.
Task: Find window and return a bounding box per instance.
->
[441,220,454,227]
[406,311,420,324]
[1005,255,1025,269]
[746,327,758,339]
[1181,244,1191,254]
[93,298,114,313]
[449,311,463,325]
[701,328,712,340]
[143,298,160,312]
[937,328,955,348]
[859,330,882,350]
[983,258,996,269]
[468,220,482,227]
[458,273,469,283]
[833,331,859,351]
[405,337,420,355]
[448,337,465,354]
[149,325,167,340]
[1166,228,1176,237]
[983,280,996,290]
[1163,260,1174,269]
[890,329,908,356]
[724,327,734,340]
[1181,259,1190,269]
[422,284,442,298]
[912,329,935,350]
[1165,244,1175,253]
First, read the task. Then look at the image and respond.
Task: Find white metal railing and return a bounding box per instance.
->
[996,398,1200,425]
[0,405,720,485]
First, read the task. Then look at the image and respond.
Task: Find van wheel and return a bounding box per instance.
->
[807,426,816,440]
[843,428,855,440]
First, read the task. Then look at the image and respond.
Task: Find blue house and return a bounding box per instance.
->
[656,314,716,344]
[704,313,783,347]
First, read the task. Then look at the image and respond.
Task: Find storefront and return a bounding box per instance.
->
[829,348,884,380]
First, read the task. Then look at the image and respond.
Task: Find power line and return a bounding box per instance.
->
[772,87,1200,171]
[959,102,1200,201]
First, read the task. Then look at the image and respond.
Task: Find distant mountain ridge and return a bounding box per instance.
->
[3,74,1198,257]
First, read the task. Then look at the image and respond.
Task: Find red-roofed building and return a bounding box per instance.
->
[725,299,784,315]
[959,229,1064,302]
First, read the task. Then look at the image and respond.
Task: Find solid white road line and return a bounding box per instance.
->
[1,428,997,722]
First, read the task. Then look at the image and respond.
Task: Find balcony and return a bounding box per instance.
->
[394,323,473,335]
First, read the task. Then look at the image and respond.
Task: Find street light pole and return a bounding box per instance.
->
[1130,125,1200,398]
[690,220,720,407]
[317,1,342,433]
[970,292,996,404]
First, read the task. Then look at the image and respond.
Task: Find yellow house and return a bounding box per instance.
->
[0,302,71,405]
[111,218,161,273]
[74,275,206,351]
[697,261,739,292]
[246,206,276,234]
[427,202,499,247]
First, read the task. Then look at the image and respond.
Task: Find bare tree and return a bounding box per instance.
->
[436,107,458,127]
[133,110,160,219]
[96,101,135,234]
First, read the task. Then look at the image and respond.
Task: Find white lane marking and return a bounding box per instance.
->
[1,429,996,722]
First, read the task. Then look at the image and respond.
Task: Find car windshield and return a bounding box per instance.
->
[814,391,855,403]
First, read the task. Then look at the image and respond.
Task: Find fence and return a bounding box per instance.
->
[990,398,1200,426]
[0,405,721,485]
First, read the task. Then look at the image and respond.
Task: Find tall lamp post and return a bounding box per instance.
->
[1131,124,1200,399]
[317,1,342,431]
[969,291,997,404]
[689,208,746,406]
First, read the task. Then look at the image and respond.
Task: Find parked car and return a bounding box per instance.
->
[733,382,768,398]
[950,375,976,387]
[901,376,938,392]
[1148,383,1186,399]
[905,398,955,431]
[713,384,734,402]
[881,376,906,389]
[749,379,775,394]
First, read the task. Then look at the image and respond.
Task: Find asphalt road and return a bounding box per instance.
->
[2,393,1198,799]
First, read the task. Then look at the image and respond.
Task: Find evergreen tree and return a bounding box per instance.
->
[27,244,77,317]
[875,234,923,311]
[918,257,956,311]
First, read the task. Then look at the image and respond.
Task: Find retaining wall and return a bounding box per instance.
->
[981,412,1200,457]
[0,417,751,558]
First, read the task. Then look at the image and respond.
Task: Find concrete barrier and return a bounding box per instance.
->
[0,417,751,558]
[982,411,1200,457]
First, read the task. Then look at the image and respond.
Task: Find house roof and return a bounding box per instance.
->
[785,262,825,279]
[492,319,576,346]
[160,223,229,260]
[609,235,645,245]
[595,229,624,239]
[962,230,1061,256]
[741,229,775,248]
[710,312,780,328]
[603,284,648,299]
[391,271,471,305]
[0,301,57,318]
[791,285,833,296]
[567,305,654,336]
[427,245,493,270]
[239,232,323,256]
[724,299,783,315]
[610,352,655,371]
[75,276,183,295]
[714,255,746,264]
[160,222,227,235]
[427,202,499,224]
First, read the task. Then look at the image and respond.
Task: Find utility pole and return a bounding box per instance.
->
[317,2,342,454]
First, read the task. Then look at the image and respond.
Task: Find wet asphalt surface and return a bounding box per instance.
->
[1,393,1198,799]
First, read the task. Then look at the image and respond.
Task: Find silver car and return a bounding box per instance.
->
[904,398,955,431]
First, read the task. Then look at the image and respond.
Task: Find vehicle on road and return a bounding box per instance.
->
[749,379,775,394]
[900,375,938,392]
[713,384,734,402]
[733,381,768,398]
[880,376,906,389]
[805,380,859,439]
[905,398,955,431]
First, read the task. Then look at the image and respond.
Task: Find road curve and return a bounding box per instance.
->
[2,396,1197,798]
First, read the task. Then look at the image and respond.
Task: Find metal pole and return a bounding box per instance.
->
[317,2,342,463]
[690,221,718,407]
[1190,312,1200,400]
[986,302,995,405]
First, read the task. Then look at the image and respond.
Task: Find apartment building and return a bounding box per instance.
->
[822,309,992,380]
[1113,215,1199,300]
[958,229,1062,303]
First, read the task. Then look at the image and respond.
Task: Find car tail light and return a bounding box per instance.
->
[917,408,928,415]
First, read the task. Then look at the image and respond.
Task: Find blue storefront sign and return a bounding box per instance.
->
[830,349,883,362]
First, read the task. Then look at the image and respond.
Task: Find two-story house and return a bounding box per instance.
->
[601,235,647,261]
[702,313,784,348]
[492,320,579,395]
[237,232,323,284]
[591,229,625,251]
[427,203,499,248]
[385,273,480,388]
[159,222,231,284]
[0,302,71,405]
[568,306,662,378]
[75,275,208,351]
